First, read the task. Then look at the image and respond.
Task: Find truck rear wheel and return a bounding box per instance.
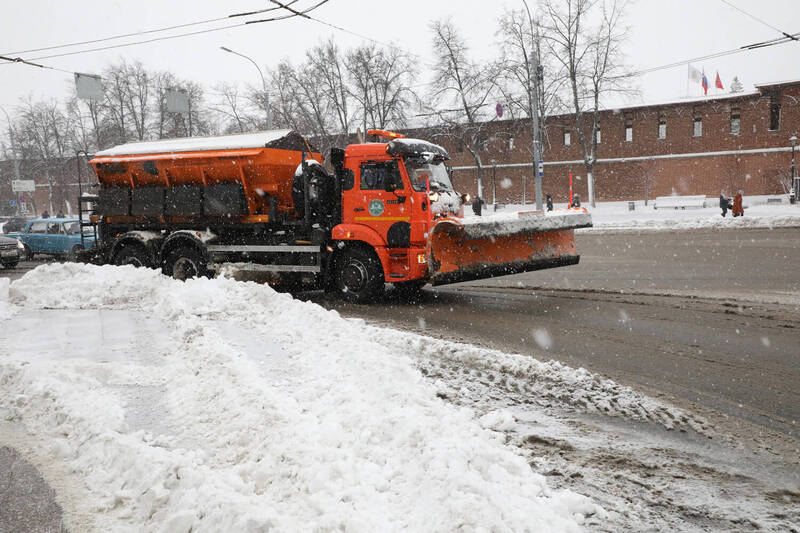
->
[163,246,209,281]
[113,245,151,268]
[335,247,384,303]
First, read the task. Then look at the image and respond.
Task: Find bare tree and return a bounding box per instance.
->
[151,70,178,139]
[346,44,416,133]
[542,0,634,206]
[270,61,311,133]
[122,61,151,141]
[427,19,500,198]
[496,8,566,155]
[307,39,352,138]
[16,98,74,213]
[102,62,131,144]
[636,157,659,205]
[212,82,256,133]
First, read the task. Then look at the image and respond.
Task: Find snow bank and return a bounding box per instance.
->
[0,276,12,320]
[2,263,596,532]
[582,213,800,232]
[472,198,800,233]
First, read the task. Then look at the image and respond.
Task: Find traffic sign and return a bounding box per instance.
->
[12,180,35,193]
[537,160,544,177]
[495,103,504,118]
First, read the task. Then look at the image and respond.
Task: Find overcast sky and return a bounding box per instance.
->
[1,0,799,113]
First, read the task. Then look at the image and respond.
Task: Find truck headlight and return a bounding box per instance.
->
[429,192,440,202]
[16,239,24,249]
[417,253,427,264]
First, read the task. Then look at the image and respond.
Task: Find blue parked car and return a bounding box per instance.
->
[7,218,95,260]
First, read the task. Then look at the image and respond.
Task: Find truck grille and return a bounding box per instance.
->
[0,243,16,251]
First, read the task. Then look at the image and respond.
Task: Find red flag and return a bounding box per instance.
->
[715,72,724,90]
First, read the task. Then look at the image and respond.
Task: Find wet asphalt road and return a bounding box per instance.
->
[307,228,800,439]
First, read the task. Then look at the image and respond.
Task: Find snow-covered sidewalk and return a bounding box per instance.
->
[3,265,797,531]
[1,264,601,532]
[472,195,800,232]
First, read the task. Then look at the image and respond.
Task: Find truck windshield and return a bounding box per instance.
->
[404,157,453,192]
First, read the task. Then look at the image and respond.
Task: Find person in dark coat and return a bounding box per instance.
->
[569,194,581,208]
[732,190,744,217]
[41,210,49,219]
[545,194,553,212]
[471,196,485,216]
[56,210,65,218]
[719,191,729,217]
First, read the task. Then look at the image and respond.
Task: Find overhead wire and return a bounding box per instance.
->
[717,0,798,41]
[0,0,327,65]
[1,1,301,57]
[635,29,800,75]
[265,0,399,50]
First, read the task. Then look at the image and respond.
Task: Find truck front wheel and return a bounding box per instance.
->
[335,247,384,303]
[163,246,210,281]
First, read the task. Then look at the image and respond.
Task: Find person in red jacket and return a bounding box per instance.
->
[732,190,744,217]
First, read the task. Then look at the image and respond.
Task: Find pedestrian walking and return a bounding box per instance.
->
[719,191,729,217]
[41,210,49,219]
[545,194,553,212]
[471,195,485,216]
[56,210,65,218]
[732,190,744,217]
[570,194,581,208]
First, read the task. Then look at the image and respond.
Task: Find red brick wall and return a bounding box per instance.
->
[440,83,800,203]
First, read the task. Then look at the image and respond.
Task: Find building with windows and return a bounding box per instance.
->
[436,79,800,204]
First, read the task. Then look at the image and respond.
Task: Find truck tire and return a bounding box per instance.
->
[335,247,384,303]
[113,245,151,268]
[2,261,19,269]
[163,246,210,281]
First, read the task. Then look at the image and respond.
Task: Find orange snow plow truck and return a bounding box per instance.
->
[85,129,591,302]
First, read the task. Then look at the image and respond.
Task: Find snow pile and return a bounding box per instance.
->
[0,276,12,320]
[472,196,800,233]
[583,213,800,232]
[2,263,597,532]
[375,328,708,434]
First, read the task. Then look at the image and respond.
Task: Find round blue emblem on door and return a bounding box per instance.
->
[368,199,385,216]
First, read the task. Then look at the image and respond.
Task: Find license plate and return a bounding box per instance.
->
[1,251,18,258]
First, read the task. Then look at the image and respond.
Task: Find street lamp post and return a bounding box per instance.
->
[220,46,273,129]
[521,0,543,211]
[791,134,798,204]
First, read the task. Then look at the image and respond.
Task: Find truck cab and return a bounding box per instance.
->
[330,136,462,294]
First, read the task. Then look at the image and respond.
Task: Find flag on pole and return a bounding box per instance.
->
[701,70,709,95]
[715,71,724,90]
[688,64,702,84]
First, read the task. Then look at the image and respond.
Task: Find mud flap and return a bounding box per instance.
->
[427,212,592,286]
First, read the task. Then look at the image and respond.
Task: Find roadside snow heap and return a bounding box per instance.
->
[1,264,597,532]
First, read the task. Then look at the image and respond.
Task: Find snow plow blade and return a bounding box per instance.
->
[427,212,592,286]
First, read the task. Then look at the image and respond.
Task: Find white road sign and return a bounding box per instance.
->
[166,89,190,113]
[12,179,36,192]
[75,73,104,101]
